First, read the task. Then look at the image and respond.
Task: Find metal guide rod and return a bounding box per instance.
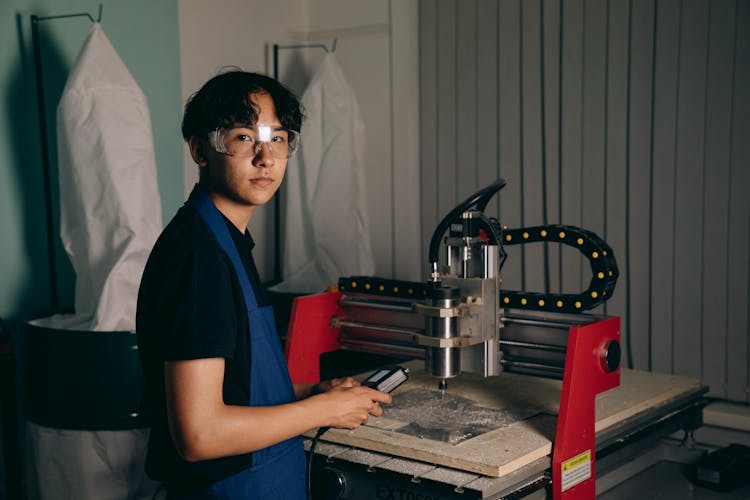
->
[30,4,102,313]
[269,40,335,285]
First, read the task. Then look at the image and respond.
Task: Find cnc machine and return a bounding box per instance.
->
[284,179,706,499]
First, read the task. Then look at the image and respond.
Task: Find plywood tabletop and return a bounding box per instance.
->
[307,361,705,477]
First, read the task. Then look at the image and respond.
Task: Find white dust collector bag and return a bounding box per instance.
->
[26,422,157,500]
[39,23,162,332]
[28,22,161,500]
[271,53,375,294]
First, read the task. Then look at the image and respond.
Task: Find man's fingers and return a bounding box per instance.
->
[366,388,392,405]
[369,402,383,417]
[338,377,358,388]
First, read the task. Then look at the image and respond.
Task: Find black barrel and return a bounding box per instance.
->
[24,321,148,430]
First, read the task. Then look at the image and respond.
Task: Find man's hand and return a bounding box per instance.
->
[314,384,392,429]
[294,376,360,399]
[316,376,360,392]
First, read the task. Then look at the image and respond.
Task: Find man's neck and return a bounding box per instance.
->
[209,192,255,232]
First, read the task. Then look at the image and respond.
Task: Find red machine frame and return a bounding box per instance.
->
[284,291,620,500]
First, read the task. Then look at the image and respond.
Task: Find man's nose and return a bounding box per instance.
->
[252,143,275,167]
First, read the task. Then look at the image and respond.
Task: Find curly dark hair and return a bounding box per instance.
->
[181,69,303,140]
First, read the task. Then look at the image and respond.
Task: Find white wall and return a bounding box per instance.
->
[178,0,421,283]
[178,0,308,280]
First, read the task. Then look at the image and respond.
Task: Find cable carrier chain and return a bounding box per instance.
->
[339,178,619,316]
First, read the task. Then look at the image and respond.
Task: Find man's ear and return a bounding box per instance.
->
[188,136,208,167]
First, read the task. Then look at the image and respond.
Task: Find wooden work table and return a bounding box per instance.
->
[306,361,706,478]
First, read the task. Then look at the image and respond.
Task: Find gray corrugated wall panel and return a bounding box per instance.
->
[368,33,395,277]
[391,0,423,282]
[543,0,563,294]
[477,0,501,220]
[628,0,656,371]
[457,0,479,199]
[581,0,608,314]
[437,1,458,220]
[419,0,438,269]
[702,0,737,400]
[650,0,681,376]
[560,0,585,297]
[417,0,750,402]
[727,0,750,404]
[673,0,710,380]
[581,0,607,242]
[604,0,630,323]
[498,0,524,292]
[521,0,547,294]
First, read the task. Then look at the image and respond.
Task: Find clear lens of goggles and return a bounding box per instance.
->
[208,125,300,159]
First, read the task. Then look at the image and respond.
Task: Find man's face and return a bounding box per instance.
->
[201,92,288,212]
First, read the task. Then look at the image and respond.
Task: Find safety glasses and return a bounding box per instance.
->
[208,124,300,159]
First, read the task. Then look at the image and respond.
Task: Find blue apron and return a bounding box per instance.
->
[177,185,307,499]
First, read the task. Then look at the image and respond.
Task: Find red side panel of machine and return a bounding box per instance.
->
[553,316,621,499]
[284,291,342,384]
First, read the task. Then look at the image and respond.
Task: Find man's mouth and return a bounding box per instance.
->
[250,177,274,187]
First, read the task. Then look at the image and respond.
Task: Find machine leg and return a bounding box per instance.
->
[552,317,620,499]
[680,429,697,450]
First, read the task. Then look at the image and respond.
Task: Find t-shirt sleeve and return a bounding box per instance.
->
[153,247,238,361]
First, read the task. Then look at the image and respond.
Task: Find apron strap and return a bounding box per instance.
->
[184,185,259,310]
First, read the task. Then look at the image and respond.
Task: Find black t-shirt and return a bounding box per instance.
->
[136,204,270,492]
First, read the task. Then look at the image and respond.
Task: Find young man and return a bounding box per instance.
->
[136,71,391,499]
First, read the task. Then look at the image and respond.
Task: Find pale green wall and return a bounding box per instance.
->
[0,0,183,325]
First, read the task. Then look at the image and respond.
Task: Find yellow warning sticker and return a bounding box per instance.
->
[561,449,592,491]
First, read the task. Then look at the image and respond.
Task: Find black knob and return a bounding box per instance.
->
[600,340,621,373]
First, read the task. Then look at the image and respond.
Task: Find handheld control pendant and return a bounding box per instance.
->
[307,366,409,498]
[362,366,409,393]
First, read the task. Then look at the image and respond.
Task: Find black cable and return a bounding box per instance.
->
[307,426,330,499]
[427,178,507,269]
[151,483,164,500]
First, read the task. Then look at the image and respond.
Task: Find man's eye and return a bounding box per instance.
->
[271,134,288,144]
[236,134,255,143]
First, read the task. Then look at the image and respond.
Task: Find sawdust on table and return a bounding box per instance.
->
[384,388,541,445]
